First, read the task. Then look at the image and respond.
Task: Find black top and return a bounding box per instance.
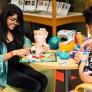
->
[7,40,20,67]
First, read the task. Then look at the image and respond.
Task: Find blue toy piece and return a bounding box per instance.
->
[56,50,61,56]
[70,50,77,58]
[82,51,90,55]
[48,36,61,50]
[56,51,70,60]
[73,45,80,51]
[59,52,70,60]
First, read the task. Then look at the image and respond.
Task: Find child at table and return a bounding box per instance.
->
[74,6,92,83]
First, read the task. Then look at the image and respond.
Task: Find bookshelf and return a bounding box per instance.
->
[85,0,92,8]
[23,0,86,36]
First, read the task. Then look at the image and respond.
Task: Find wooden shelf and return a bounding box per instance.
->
[23,12,85,35]
[24,12,84,25]
[23,12,53,26]
[23,0,87,36]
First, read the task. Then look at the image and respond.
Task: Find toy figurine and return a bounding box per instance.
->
[31,28,49,54]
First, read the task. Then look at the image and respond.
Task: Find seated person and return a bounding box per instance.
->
[74,6,92,83]
[0,4,48,92]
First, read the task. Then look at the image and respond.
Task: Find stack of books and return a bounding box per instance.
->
[36,0,49,12]
[24,0,37,12]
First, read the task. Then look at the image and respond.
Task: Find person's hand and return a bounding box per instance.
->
[80,38,92,51]
[74,51,89,64]
[12,48,30,58]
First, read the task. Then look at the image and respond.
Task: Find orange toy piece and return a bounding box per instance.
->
[75,32,84,45]
[59,41,76,52]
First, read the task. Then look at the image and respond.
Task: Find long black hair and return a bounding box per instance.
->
[83,6,92,25]
[0,4,24,48]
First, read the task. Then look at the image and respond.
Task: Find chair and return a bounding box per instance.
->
[74,83,92,92]
[2,85,24,92]
[0,89,3,92]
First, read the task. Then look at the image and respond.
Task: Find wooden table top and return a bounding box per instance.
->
[30,57,78,70]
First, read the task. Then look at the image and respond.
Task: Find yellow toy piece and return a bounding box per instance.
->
[59,41,76,52]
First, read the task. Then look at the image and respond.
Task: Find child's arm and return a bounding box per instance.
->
[79,62,92,83]
[74,51,89,64]
[80,38,92,51]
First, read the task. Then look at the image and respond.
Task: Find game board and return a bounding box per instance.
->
[20,52,57,62]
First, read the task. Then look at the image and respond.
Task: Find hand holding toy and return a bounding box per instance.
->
[80,38,92,51]
[74,51,90,64]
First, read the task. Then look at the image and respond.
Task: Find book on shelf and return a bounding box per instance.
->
[47,1,59,13]
[11,0,70,16]
[57,2,70,16]
[11,0,24,11]
[11,0,37,12]
[24,0,37,12]
[36,0,49,12]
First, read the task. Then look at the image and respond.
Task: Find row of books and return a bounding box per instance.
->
[11,0,70,16]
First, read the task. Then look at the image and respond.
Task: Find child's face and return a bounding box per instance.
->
[86,24,92,36]
[7,14,20,30]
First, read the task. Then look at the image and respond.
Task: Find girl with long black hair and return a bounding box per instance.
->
[0,4,48,92]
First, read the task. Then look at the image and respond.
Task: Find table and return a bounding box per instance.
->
[30,57,78,92]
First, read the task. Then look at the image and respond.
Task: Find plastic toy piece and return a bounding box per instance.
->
[59,41,76,52]
[82,51,90,55]
[73,45,80,51]
[56,51,70,60]
[75,32,84,45]
[31,28,49,54]
[57,30,75,43]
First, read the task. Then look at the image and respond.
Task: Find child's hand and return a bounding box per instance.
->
[80,38,92,51]
[80,43,86,51]
[74,51,89,64]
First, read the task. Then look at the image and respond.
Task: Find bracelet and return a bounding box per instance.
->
[10,51,16,56]
[10,51,14,57]
[78,59,88,66]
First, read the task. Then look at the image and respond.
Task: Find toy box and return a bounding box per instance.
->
[20,52,57,62]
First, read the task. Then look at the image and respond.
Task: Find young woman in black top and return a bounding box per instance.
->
[0,4,48,92]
